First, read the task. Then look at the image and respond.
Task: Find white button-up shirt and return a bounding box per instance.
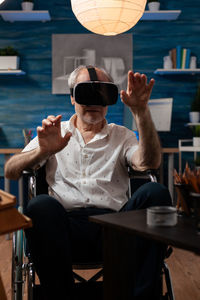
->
[23,115,138,211]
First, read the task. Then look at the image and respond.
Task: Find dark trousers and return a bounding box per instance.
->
[25,182,172,300]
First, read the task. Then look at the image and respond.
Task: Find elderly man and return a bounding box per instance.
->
[5,65,171,300]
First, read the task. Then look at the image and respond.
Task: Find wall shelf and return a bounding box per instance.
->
[186,123,200,127]
[154,69,200,75]
[179,146,200,152]
[141,10,181,21]
[0,10,179,22]
[0,11,51,22]
[179,140,200,155]
[0,70,26,75]
[178,139,200,172]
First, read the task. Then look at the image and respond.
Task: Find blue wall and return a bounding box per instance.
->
[0,0,200,176]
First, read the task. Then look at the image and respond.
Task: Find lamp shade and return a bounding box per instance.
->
[71,0,147,36]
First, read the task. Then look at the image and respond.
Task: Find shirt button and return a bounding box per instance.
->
[86,198,90,203]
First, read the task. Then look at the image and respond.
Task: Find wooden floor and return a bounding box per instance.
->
[0,234,200,300]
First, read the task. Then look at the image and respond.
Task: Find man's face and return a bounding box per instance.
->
[71,68,108,125]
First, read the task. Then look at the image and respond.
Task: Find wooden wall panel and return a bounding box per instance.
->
[0,0,200,174]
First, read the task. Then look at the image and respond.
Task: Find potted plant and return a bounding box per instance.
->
[0,46,20,70]
[192,124,200,147]
[189,84,200,123]
[147,0,160,12]
[21,0,34,11]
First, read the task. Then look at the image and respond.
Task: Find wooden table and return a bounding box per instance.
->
[0,189,32,300]
[0,149,23,204]
[90,209,200,300]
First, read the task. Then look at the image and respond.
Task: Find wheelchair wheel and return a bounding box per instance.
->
[12,205,34,300]
[12,228,25,300]
[26,258,34,300]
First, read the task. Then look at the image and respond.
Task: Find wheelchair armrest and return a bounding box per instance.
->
[22,169,37,199]
[128,166,158,183]
[22,169,36,177]
[165,246,173,259]
[22,165,48,198]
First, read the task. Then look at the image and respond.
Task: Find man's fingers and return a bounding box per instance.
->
[46,114,61,122]
[134,72,142,81]
[42,119,53,128]
[37,126,44,132]
[62,132,72,147]
[53,115,62,128]
[47,115,56,120]
[141,74,147,86]
[127,70,134,92]
[148,78,155,91]
[64,132,72,141]
[37,126,45,137]
[42,115,62,128]
[120,90,129,103]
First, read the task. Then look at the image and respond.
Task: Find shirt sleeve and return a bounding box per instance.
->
[22,136,39,152]
[22,136,47,167]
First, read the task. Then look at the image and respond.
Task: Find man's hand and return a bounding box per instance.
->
[4,115,72,180]
[120,71,155,114]
[37,115,72,156]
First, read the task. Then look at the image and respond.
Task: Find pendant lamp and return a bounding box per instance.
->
[71,0,147,36]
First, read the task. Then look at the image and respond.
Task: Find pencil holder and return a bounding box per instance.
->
[189,192,200,234]
[175,184,200,233]
[174,183,191,216]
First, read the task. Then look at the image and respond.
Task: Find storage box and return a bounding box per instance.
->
[147,206,177,227]
[0,56,19,70]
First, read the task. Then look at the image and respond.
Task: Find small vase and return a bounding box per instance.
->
[190,56,197,69]
[21,2,34,11]
[189,112,200,123]
[148,2,160,12]
[163,56,173,69]
[193,137,200,147]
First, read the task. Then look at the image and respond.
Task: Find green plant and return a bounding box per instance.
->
[0,46,19,56]
[191,84,200,112]
[193,125,200,137]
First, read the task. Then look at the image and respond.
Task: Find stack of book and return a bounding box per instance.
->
[169,46,192,69]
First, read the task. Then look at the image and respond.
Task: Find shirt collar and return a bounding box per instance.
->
[68,114,110,143]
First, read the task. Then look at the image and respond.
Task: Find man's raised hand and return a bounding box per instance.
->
[120,71,155,114]
[37,115,72,156]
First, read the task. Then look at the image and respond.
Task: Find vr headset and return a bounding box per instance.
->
[70,66,118,106]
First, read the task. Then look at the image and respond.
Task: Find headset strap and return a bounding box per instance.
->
[70,66,98,96]
[86,65,98,81]
[70,87,73,96]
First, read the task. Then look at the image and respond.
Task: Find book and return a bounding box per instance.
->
[176,45,182,69]
[181,48,187,69]
[170,48,176,68]
[185,48,191,69]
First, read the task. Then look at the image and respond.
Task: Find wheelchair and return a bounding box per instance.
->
[12,166,175,300]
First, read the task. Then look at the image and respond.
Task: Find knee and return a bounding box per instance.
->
[26,195,65,220]
[130,182,172,210]
[141,182,172,206]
